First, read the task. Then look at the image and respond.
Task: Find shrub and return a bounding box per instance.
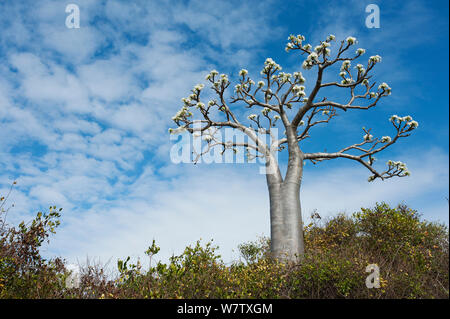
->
[0,198,448,299]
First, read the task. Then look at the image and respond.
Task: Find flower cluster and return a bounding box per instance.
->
[277,72,292,83]
[363,133,373,141]
[389,115,419,129]
[207,70,229,89]
[380,136,392,143]
[387,160,410,176]
[261,108,271,116]
[341,60,351,71]
[261,58,282,75]
[339,61,353,84]
[355,63,365,75]
[172,106,192,122]
[356,48,366,55]
[378,82,392,95]
[248,114,257,120]
[202,135,213,142]
[239,69,248,77]
[293,72,306,83]
[292,84,306,97]
[346,36,357,45]
[369,55,382,64]
[302,52,319,70]
[205,70,219,81]
[314,41,331,56]
[285,34,307,52]
[194,84,204,92]
[326,34,336,42]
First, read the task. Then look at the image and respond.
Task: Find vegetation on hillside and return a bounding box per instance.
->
[1,191,448,298]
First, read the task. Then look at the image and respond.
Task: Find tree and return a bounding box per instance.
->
[169,34,418,262]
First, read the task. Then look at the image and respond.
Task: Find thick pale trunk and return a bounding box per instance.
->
[267,174,304,262]
[266,129,305,262]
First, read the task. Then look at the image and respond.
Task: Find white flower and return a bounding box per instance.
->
[356,48,366,55]
[194,84,204,91]
[239,69,248,76]
[408,120,419,129]
[303,44,312,51]
[388,160,408,172]
[257,81,265,88]
[361,79,369,86]
[181,97,191,105]
[273,115,281,120]
[369,55,382,63]
[196,102,205,109]
[341,78,352,84]
[296,34,305,42]
[368,175,376,182]
[292,85,305,93]
[248,114,257,120]
[208,100,215,107]
[220,73,229,82]
[309,52,319,60]
[340,60,351,71]
[293,72,306,83]
[302,52,319,70]
[285,43,294,52]
[278,72,292,83]
[327,34,336,41]
[381,136,392,143]
[302,60,312,70]
[203,135,213,142]
[378,82,390,90]
[346,36,357,45]
[339,71,346,77]
[363,133,373,141]
[389,115,400,123]
[206,70,219,80]
[402,115,412,122]
[261,108,271,115]
[299,120,305,126]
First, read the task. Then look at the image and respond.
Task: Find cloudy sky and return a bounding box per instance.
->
[0,0,448,267]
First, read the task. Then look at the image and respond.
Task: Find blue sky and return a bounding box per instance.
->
[0,0,448,266]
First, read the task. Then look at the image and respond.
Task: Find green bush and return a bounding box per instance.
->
[0,198,448,299]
